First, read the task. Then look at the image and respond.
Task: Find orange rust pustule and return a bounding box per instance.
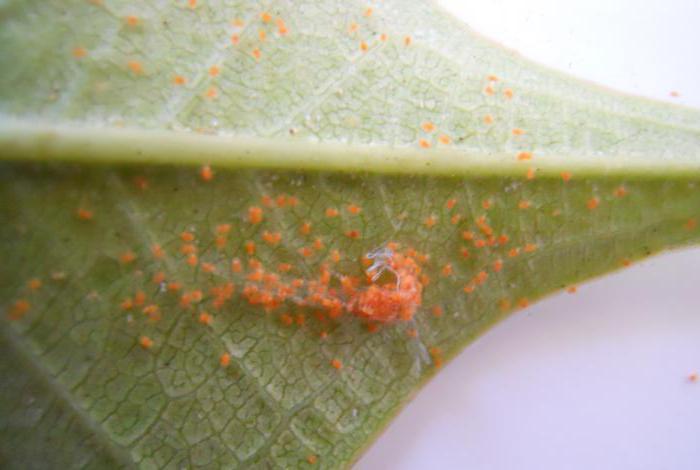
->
[347,250,424,323]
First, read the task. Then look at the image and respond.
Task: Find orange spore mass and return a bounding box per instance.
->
[73,47,87,59]
[276,18,288,35]
[8,299,30,321]
[139,336,153,349]
[220,353,231,367]
[348,250,424,323]
[119,250,136,265]
[438,134,451,145]
[248,206,263,224]
[76,208,93,220]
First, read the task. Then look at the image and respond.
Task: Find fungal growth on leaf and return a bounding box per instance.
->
[0,0,699,469]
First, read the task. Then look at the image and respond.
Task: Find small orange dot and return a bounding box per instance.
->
[483,114,494,125]
[614,186,628,198]
[167,282,182,292]
[199,165,213,181]
[561,171,572,182]
[248,206,263,224]
[72,47,87,59]
[173,75,187,85]
[262,230,282,245]
[586,197,600,210]
[418,139,431,149]
[512,128,526,136]
[198,312,213,325]
[345,230,361,239]
[261,12,272,23]
[119,250,136,265]
[231,33,240,45]
[567,286,577,294]
[276,18,288,35]
[403,36,412,46]
[201,262,216,273]
[244,241,256,256]
[503,88,514,99]
[421,122,436,133]
[279,313,293,326]
[517,151,532,161]
[429,347,443,368]
[493,259,503,272]
[300,221,312,235]
[346,204,362,215]
[152,271,166,284]
[139,336,153,349]
[127,60,143,75]
[523,243,538,253]
[220,353,231,367]
[441,264,453,277]
[125,15,140,27]
[251,48,261,60]
[208,65,220,77]
[331,358,343,370]
[325,207,339,218]
[216,224,231,235]
[360,41,368,52]
[76,208,93,221]
[28,278,42,290]
[307,455,318,465]
[7,299,30,321]
[438,134,451,145]
[205,86,218,99]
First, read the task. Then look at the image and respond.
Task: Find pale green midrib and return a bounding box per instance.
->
[1,121,700,178]
[0,322,136,468]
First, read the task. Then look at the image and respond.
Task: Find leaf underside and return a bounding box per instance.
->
[1,0,699,469]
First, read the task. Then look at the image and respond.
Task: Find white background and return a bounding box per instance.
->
[357,1,700,469]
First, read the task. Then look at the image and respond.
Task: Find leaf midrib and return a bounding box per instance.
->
[2,122,700,178]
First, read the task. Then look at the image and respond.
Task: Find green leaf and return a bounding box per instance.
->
[1,0,699,468]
